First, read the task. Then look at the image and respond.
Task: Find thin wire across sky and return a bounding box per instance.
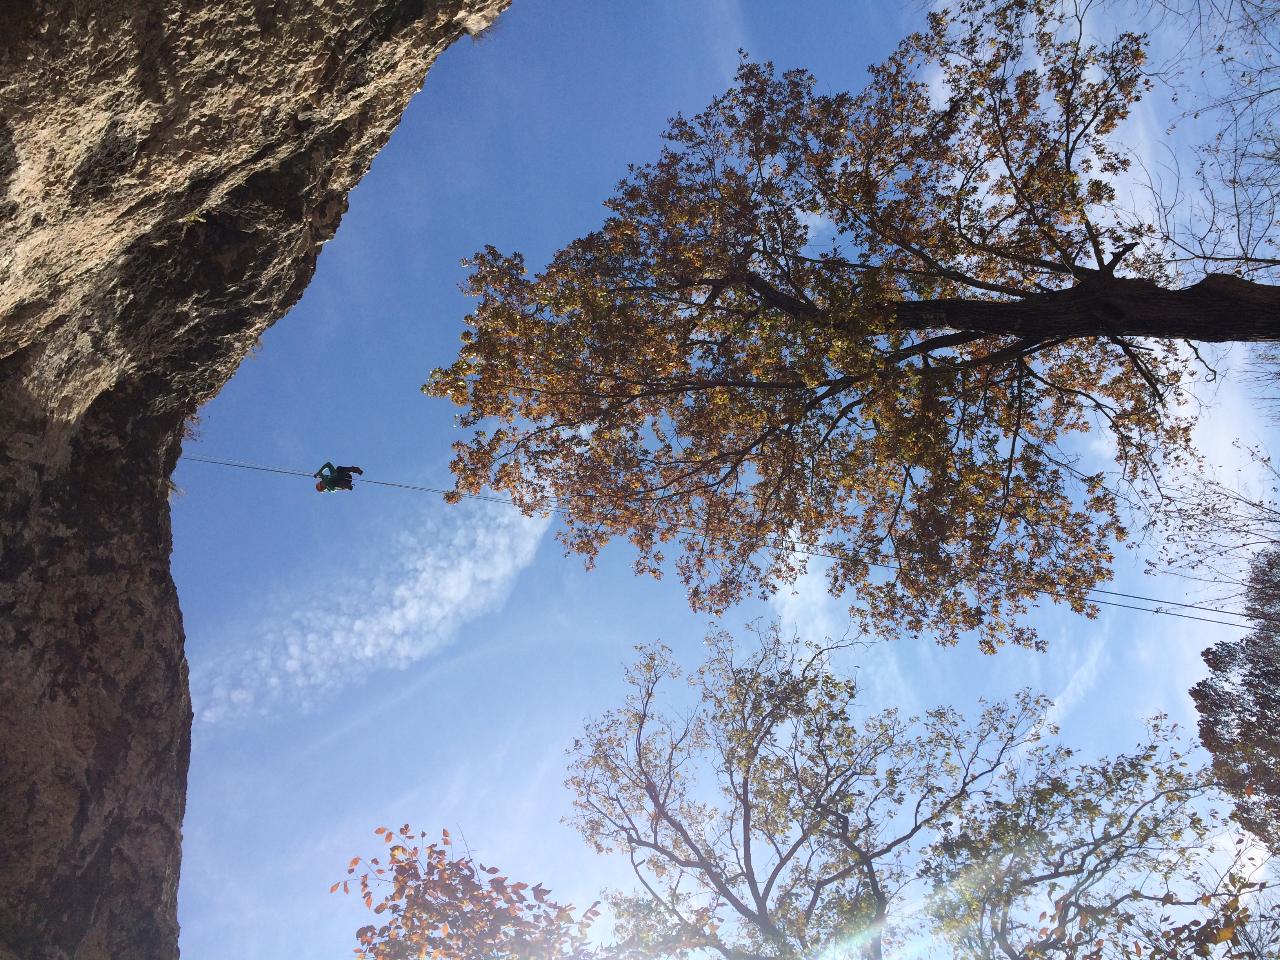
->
[181,454,1260,632]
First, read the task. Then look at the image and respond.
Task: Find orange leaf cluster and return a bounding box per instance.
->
[334,826,599,960]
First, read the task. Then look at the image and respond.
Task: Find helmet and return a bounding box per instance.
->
[315,480,326,492]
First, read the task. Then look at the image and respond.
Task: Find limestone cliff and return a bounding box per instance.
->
[0,2,510,956]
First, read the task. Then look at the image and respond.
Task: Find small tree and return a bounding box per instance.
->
[1192,546,1280,853]
[428,0,1280,650]
[336,826,598,960]
[567,627,1053,960]
[1156,450,1280,599]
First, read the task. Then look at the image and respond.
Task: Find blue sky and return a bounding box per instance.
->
[171,2,1272,956]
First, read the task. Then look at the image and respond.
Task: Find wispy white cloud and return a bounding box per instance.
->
[768,561,922,713]
[1043,630,1108,730]
[798,207,839,249]
[194,503,550,723]
[706,0,750,85]
[770,561,844,645]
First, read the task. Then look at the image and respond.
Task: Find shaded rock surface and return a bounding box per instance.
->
[0,2,509,956]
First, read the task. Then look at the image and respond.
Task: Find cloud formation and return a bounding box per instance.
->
[768,560,922,713]
[1043,631,1108,730]
[769,561,843,646]
[706,0,749,84]
[194,503,550,723]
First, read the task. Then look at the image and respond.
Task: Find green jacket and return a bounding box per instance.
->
[314,462,350,492]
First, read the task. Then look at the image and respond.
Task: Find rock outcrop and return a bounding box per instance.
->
[0,2,510,956]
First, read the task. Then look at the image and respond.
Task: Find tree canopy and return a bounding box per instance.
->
[562,629,1270,960]
[1192,545,1280,853]
[1148,445,1280,851]
[336,826,598,960]
[427,0,1280,650]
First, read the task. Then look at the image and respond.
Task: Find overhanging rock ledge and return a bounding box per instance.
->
[0,2,510,956]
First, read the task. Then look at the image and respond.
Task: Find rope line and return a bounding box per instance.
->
[179,454,1258,632]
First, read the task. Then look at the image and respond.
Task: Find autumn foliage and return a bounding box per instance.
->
[1192,546,1280,853]
[336,825,598,960]
[345,631,1273,960]
[423,0,1259,651]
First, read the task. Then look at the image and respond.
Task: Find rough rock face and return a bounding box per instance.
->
[0,2,510,956]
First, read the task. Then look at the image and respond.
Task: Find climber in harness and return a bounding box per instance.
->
[314,462,363,492]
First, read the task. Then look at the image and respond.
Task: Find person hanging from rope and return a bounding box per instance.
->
[314,462,363,492]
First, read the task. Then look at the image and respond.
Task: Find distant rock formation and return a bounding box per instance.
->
[0,2,509,955]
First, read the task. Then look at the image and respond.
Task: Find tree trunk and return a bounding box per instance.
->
[896,272,1280,341]
[0,1,510,956]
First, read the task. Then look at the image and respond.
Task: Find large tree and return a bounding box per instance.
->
[427,0,1280,650]
[562,628,1268,960]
